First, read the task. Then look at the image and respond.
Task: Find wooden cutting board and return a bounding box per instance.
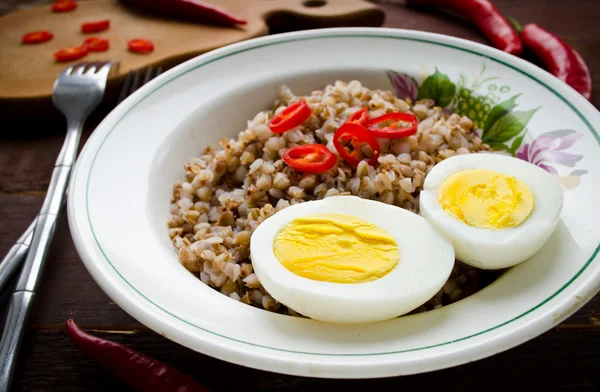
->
[0,0,384,104]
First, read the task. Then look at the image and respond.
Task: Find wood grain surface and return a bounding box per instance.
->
[0,0,599,391]
[0,0,383,101]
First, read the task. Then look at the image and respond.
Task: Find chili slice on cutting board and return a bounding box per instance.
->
[366,112,419,139]
[268,99,312,134]
[83,37,109,52]
[22,30,53,44]
[333,122,380,167]
[81,19,110,33]
[52,0,77,12]
[128,38,154,53]
[283,144,337,173]
[53,46,89,62]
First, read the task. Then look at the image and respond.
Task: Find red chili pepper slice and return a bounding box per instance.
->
[128,38,154,53]
[518,23,592,100]
[283,144,337,173]
[346,107,369,127]
[81,19,110,33]
[406,0,523,56]
[268,99,312,134]
[52,0,77,12]
[66,319,211,392]
[53,46,89,62]
[83,37,109,52]
[22,30,53,44]
[333,123,380,167]
[366,112,419,139]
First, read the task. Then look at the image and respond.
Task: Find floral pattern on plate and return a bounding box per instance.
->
[386,63,588,189]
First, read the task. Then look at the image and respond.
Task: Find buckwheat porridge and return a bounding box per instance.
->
[167,80,503,317]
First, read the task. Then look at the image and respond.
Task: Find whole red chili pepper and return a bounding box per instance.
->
[406,0,523,56]
[66,319,211,392]
[516,22,592,100]
[122,0,247,26]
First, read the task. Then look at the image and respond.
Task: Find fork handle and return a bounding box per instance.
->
[0,219,36,295]
[0,169,69,392]
[0,122,78,391]
[0,244,29,296]
[0,291,35,392]
[0,214,59,391]
[14,166,70,293]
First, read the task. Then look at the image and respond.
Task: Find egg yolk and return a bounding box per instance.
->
[438,169,535,230]
[273,213,399,284]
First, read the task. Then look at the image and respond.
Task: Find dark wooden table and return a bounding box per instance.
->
[1,0,599,390]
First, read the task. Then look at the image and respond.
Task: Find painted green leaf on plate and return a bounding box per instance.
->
[510,135,525,155]
[483,94,520,136]
[484,108,538,144]
[417,68,456,107]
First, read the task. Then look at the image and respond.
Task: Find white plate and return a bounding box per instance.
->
[67,28,600,379]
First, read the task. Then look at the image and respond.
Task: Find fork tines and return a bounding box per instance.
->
[117,66,163,104]
[65,61,114,77]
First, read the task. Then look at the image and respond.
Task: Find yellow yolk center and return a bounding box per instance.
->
[273,213,400,284]
[438,169,535,230]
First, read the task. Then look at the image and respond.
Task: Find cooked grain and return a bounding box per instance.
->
[169,80,503,317]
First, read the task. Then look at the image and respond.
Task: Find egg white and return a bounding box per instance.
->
[250,195,455,324]
[419,153,564,270]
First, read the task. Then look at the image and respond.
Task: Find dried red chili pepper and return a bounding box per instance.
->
[122,0,247,26]
[81,19,110,33]
[366,112,418,139]
[52,0,77,12]
[268,99,312,134]
[84,37,109,52]
[406,0,523,56]
[346,107,369,127]
[66,319,211,392]
[515,22,592,100]
[22,30,53,44]
[283,144,337,173]
[333,123,380,167]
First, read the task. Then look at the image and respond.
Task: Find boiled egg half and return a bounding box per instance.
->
[250,196,455,323]
[419,153,563,270]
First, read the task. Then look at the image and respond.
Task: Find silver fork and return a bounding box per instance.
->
[0,62,115,392]
[0,65,163,295]
[118,66,163,104]
[0,64,163,391]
